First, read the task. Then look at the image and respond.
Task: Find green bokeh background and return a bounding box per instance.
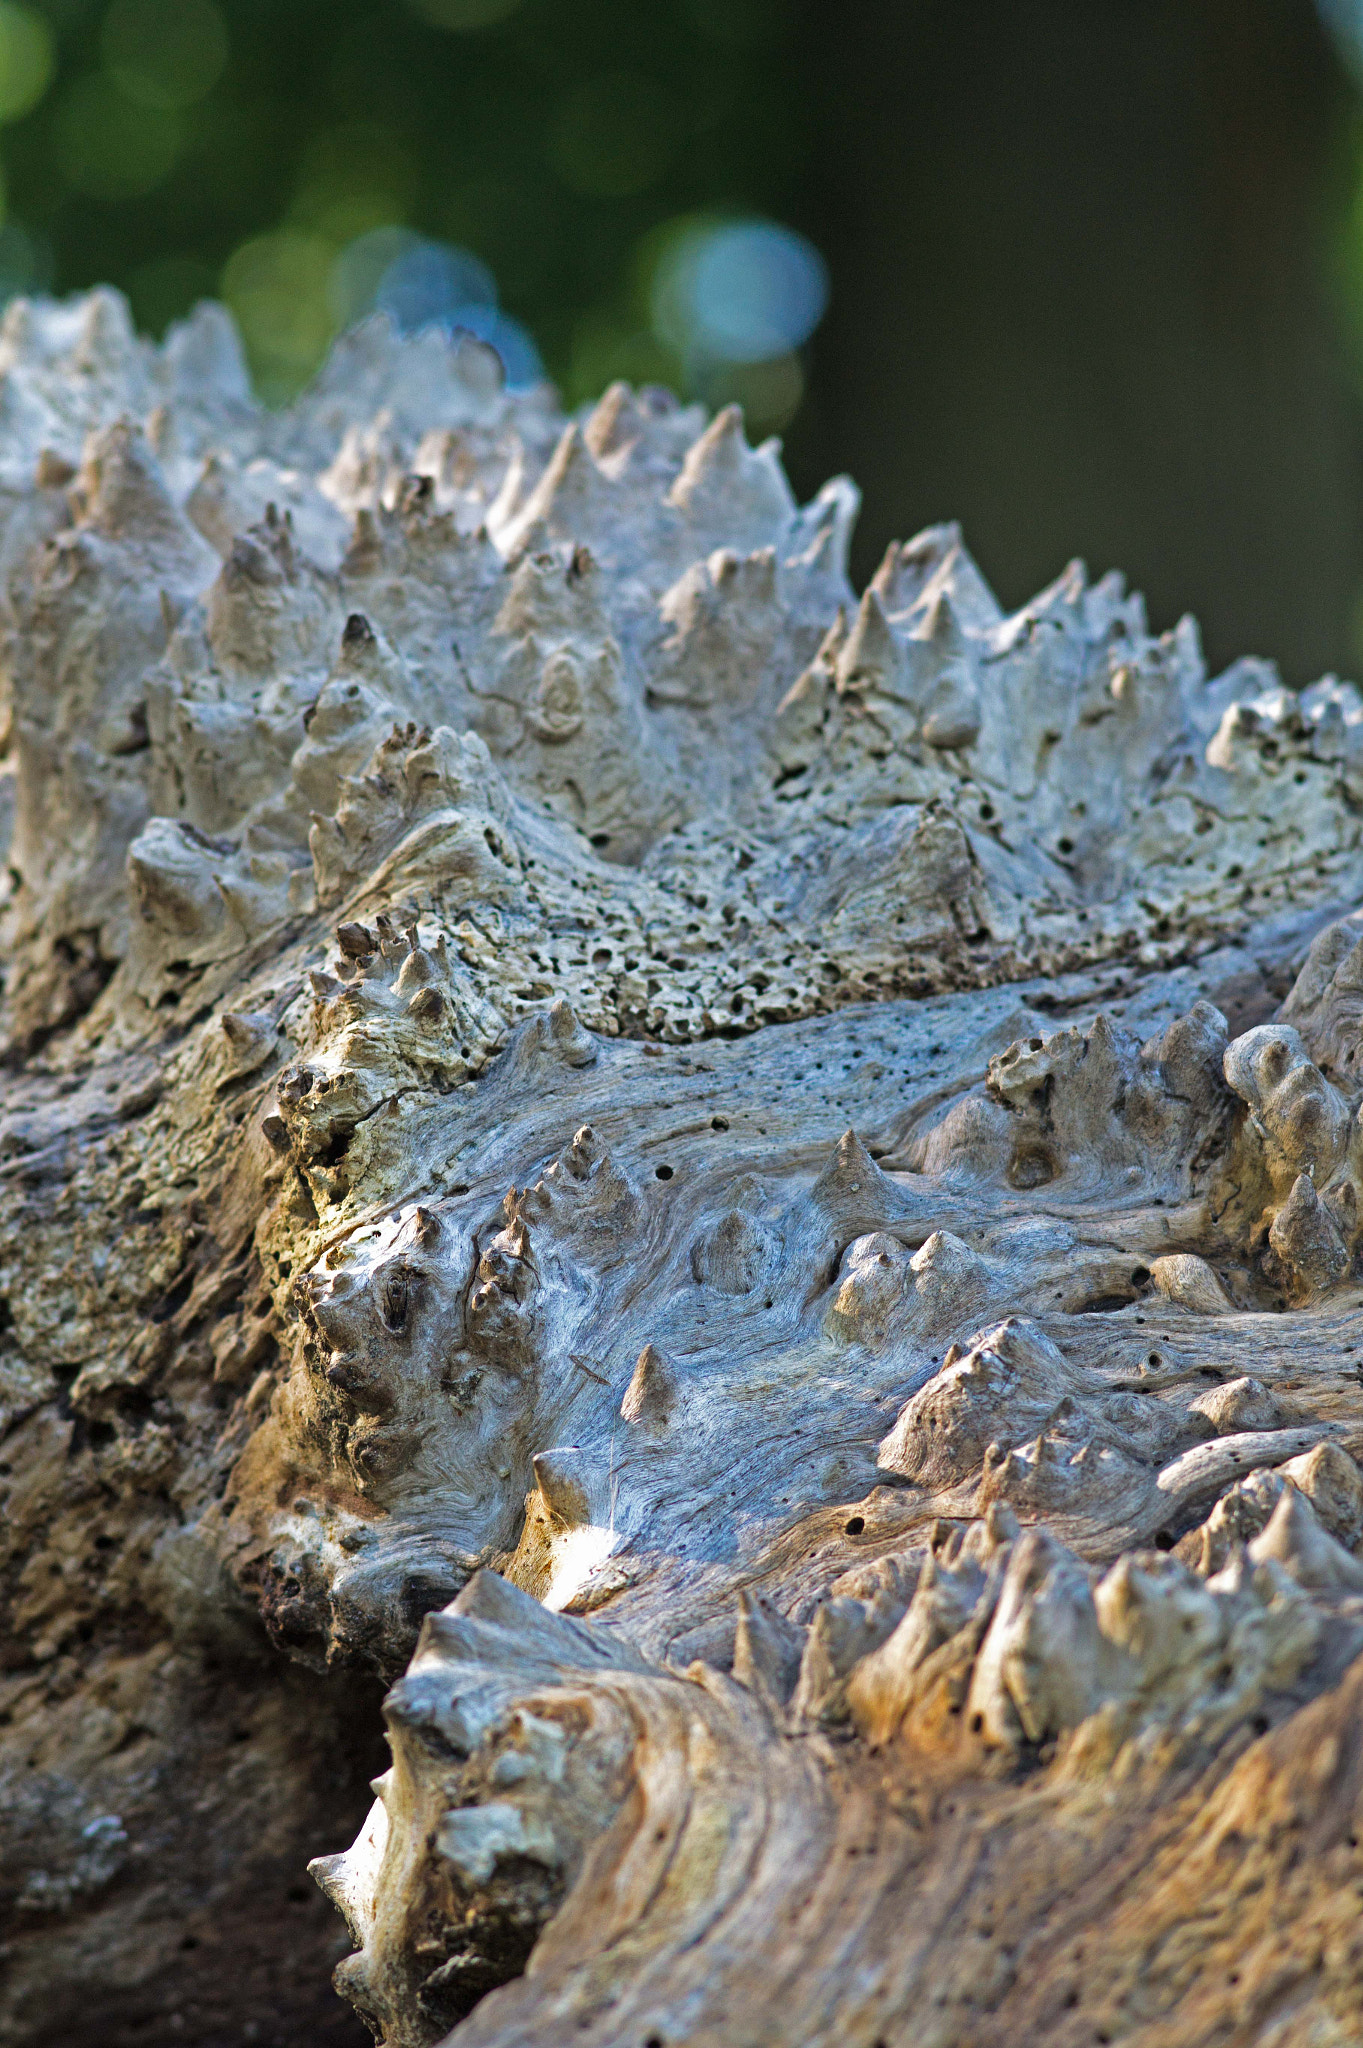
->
[0,0,814,406]
[1,0,1363,686]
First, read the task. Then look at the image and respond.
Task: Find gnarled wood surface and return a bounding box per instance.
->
[0,288,1361,2048]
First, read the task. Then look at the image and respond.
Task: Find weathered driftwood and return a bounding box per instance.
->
[1,289,1362,2047]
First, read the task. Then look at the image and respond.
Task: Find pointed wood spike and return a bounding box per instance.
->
[545,995,597,1068]
[505,423,613,551]
[810,1129,899,1213]
[408,985,444,1023]
[914,585,965,652]
[532,1447,594,1528]
[621,1342,677,1425]
[836,585,902,696]
[1248,1486,1363,1593]
[583,380,637,460]
[733,1590,806,1712]
[666,402,795,537]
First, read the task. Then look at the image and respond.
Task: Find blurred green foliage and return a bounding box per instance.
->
[0,0,812,409]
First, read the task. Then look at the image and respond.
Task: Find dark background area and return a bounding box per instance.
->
[4,0,1362,682]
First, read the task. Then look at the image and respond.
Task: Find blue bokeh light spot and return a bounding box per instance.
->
[652,217,828,367]
[332,228,544,387]
[375,239,497,329]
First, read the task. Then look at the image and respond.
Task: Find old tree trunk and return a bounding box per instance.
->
[1,291,1362,2047]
